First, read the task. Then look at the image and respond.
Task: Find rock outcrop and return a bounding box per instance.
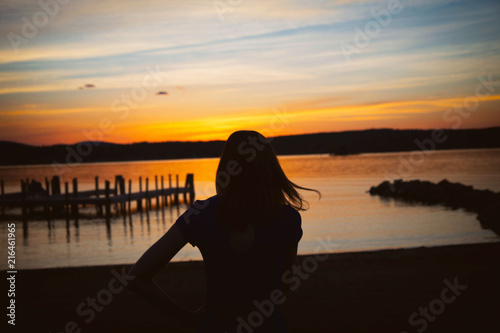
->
[369,179,500,236]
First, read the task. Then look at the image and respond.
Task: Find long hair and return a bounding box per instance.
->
[215,130,320,232]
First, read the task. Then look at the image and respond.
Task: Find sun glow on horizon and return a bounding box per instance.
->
[1,0,499,146]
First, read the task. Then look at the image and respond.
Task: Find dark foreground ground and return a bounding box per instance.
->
[8,242,500,333]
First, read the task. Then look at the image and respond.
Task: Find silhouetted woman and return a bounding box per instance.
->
[127,130,319,332]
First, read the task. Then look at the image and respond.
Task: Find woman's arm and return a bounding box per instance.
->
[126,223,199,321]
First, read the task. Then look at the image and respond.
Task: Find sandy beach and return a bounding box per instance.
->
[9,242,499,333]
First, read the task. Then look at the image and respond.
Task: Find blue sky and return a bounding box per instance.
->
[0,0,499,145]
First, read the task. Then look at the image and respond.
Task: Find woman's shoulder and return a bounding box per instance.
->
[192,194,220,211]
[274,204,301,228]
[280,204,301,218]
[274,204,302,243]
[176,195,219,226]
[175,195,220,245]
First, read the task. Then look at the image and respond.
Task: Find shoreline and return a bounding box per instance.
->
[5,239,499,272]
[1,146,500,169]
[12,242,500,332]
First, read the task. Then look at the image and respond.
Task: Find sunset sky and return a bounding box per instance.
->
[1,0,499,145]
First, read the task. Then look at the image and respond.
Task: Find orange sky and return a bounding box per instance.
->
[1,0,499,145]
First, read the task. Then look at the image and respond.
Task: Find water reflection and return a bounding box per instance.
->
[13,184,189,250]
[17,201,185,269]
[22,221,28,240]
[1,150,499,270]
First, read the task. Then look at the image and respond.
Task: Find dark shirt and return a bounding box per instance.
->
[175,195,302,333]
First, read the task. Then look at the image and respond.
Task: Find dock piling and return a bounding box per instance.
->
[64,182,69,219]
[128,179,132,213]
[116,176,126,215]
[45,177,50,196]
[145,178,150,210]
[105,180,111,220]
[155,175,159,209]
[21,180,27,221]
[1,180,4,216]
[51,176,63,216]
[44,177,50,219]
[168,174,172,206]
[161,176,165,207]
[72,178,78,217]
[137,177,143,212]
[95,176,102,216]
[186,173,194,204]
[175,174,179,205]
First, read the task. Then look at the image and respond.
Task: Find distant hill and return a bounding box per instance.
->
[0,127,499,166]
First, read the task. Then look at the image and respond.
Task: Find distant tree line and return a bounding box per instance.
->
[0,127,499,166]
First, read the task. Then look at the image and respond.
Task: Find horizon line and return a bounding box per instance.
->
[1,125,499,147]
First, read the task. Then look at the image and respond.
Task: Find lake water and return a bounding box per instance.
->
[1,148,499,270]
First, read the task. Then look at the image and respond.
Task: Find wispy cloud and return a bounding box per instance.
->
[0,0,499,144]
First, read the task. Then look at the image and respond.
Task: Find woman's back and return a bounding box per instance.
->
[176,195,302,332]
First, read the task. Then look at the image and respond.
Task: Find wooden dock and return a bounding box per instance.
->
[0,173,194,222]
